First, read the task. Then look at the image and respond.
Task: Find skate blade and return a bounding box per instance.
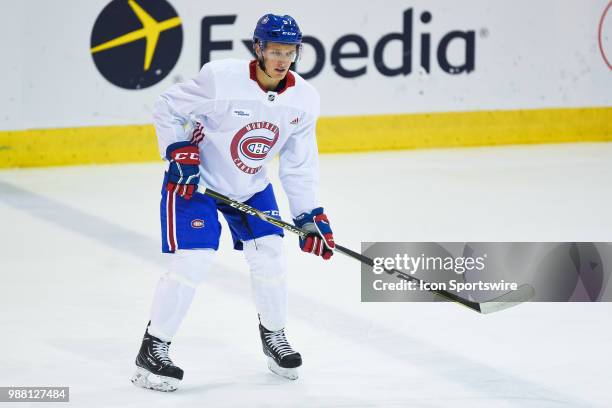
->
[130,366,180,392]
[266,357,299,380]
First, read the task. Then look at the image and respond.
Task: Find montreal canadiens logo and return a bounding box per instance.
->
[240,136,274,160]
[191,219,205,228]
[231,121,280,174]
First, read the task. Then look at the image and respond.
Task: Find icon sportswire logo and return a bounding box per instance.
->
[90,0,183,89]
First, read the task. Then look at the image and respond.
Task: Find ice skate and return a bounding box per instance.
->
[259,323,302,380]
[130,325,183,392]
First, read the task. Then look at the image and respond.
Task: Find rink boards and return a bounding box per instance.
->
[1,0,611,167]
[1,106,611,168]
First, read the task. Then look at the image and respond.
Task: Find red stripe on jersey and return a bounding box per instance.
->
[167,191,177,251]
[190,123,205,145]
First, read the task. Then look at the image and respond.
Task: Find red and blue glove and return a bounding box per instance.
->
[293,207,335,260]
[165,141,200,200]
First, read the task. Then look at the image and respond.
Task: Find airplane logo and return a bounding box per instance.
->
[90,0,183,89]
[91,0,180,71]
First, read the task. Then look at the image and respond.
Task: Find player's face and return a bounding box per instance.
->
[260,42,298,79]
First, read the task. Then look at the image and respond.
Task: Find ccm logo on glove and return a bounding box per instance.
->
[165,141,201,200]
[174,152,200,161]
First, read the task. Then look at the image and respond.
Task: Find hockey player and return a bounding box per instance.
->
[131,14,335,392]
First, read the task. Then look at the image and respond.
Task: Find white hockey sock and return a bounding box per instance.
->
[148,249,215,341]
[243,235,288,331]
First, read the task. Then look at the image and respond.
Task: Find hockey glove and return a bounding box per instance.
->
[293,207,335,260]
[165,141,200,200]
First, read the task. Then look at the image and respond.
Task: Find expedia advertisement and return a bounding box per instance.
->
[1,0,610,131]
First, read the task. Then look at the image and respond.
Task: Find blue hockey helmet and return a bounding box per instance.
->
[253,14,302,45]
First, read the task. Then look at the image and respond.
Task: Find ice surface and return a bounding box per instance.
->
[1,143,611,407]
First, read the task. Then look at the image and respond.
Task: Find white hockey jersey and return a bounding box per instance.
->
[153,59,321,217]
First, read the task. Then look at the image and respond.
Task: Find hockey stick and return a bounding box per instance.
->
[203,188,534,314]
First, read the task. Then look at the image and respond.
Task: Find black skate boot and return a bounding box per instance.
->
[130,323,184,392]
[259,323,302,380]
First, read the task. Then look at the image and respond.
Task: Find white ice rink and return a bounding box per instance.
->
[1,143,612,407]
